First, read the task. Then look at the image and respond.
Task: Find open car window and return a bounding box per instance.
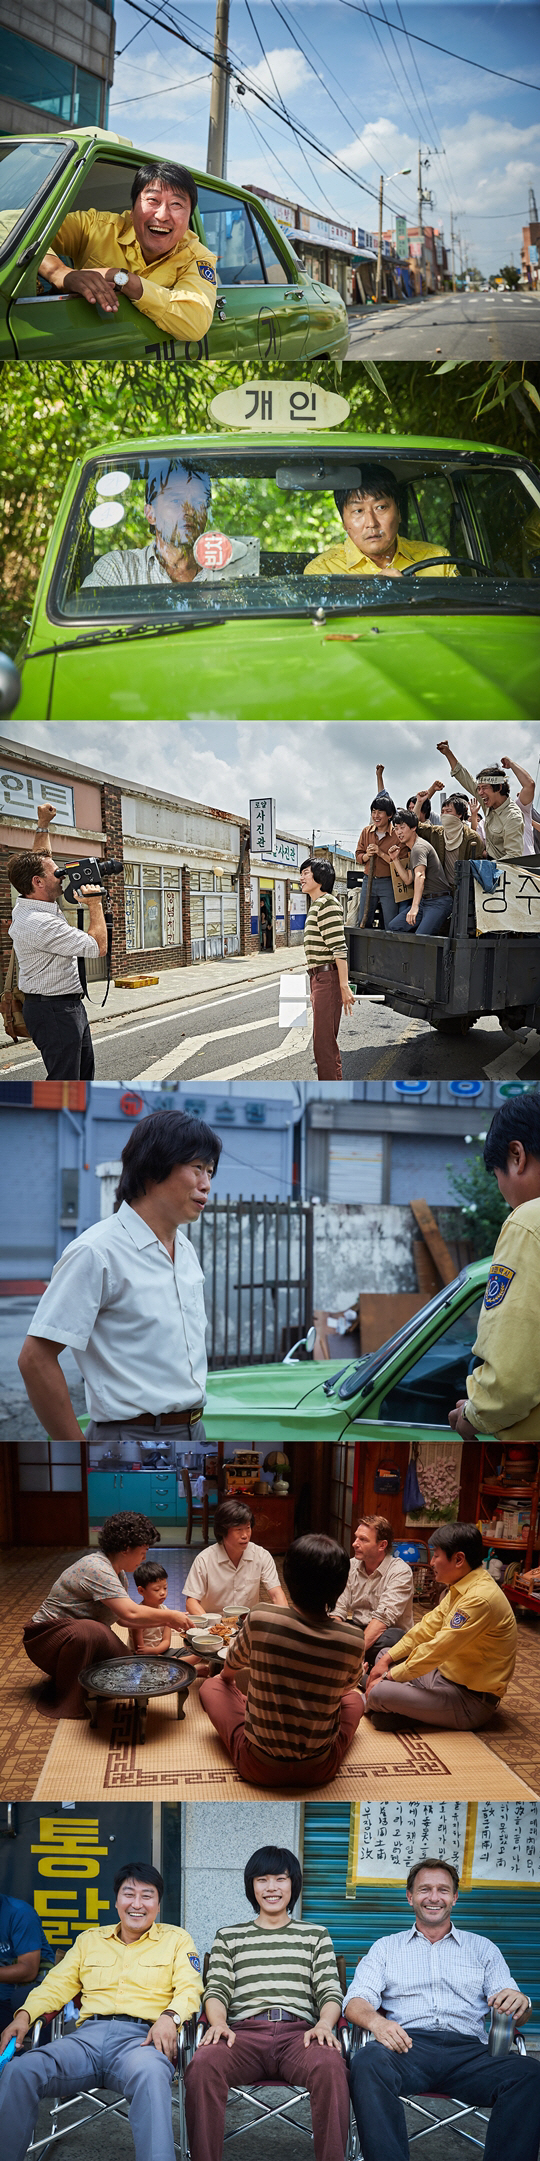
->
[50,451,540,626]
[0,138,75,262]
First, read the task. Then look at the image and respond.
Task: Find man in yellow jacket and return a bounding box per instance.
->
[304,466,457,580]
[449,1092,540,1448]
[365,1522,517,1729]
[0,1860,202,2161]
[38,160,217,344]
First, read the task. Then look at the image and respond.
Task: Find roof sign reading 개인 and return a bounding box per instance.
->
[209,381,350,431]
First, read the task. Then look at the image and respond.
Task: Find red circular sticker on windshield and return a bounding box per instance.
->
[194,531,233,570]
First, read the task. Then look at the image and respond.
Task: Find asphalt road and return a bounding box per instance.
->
[3,970,540,1083]
[347,289,540,361]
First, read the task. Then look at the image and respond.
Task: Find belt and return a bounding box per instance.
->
[234,2010,306,2025]
[86,2014,152,2025]
[104,1408,205,1429]
[307,963,337,976]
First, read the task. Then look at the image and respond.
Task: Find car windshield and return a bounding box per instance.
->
[51,450,540,626]
[336,1270,473,1398]
[0,139,73,261]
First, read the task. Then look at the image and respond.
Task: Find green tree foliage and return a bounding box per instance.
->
[1,355,539,652]
[498,265,521,290]
[445,1140,510,1260]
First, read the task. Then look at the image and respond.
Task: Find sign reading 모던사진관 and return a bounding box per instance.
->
[250,797,276,853]
[210,382,350,430]
[474,862,540,934]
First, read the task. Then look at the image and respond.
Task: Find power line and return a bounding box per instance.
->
[338,2,540,93]
[119,0,407,211]
[111,69,211,107]
[272,0,393,188]
[244,0,341,217]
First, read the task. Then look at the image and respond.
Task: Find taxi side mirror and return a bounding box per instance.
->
[0,654,21,717]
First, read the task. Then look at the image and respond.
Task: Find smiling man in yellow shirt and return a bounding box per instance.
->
[449,1092,540,1448]
[38,160,217,343]
[304,465,457,579]
[364,1522,517,1730]
[0,1861,202,2161]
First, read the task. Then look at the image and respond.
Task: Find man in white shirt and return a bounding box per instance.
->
[18,1107,221,1444]
[7,802,107,1078]
[184,1497,288,1615]
[345,1857,538,2161]
[332,1516,414,1671]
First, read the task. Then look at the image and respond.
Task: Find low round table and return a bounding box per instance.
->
[78,1656,192,1743]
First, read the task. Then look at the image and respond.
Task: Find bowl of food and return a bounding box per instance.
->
[190,1629,224,1653]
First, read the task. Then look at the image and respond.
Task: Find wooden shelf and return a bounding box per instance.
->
[479,1483,535,1497]
[476,1442,540,1576]
[481,1535,531,1550]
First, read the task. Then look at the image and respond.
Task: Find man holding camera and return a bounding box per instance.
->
[7,804,107,1079]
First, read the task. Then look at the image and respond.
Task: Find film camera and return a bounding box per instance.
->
[54,857,123,905]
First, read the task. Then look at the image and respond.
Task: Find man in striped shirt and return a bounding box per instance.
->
[301,859,354,1081]
[345,1856,538,2161]
[184,1843,350,2161]
[199,1533,364,1786]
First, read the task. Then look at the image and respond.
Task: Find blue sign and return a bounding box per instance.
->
[392,1080,430,1096]
[447,1081,484,1099]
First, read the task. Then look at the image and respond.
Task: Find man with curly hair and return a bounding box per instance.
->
[21,1511,192,1718]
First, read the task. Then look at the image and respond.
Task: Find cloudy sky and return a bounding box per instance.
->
[3,720,539,853]
[109,1,540,278]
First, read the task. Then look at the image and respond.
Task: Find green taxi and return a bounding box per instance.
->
[203,1259,493,1449]
[8,427,540,722]
[0,130,348,365]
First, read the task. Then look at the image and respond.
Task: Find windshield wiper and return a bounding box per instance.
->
[27,615,227,659]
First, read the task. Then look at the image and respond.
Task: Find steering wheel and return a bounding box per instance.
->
[400,555,477,576]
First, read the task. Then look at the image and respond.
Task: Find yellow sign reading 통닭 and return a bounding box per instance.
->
[209,381,350,430]
[473,861,540,936]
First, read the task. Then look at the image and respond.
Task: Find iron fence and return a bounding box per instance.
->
[186,1195,314,1368]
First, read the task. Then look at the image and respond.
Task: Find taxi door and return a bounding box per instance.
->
[196,186,309,366]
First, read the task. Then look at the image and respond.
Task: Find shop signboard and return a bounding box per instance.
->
[250,797,276,853]
[395,215,409,262]
[0,768,75,826]
[0,1805,152,1951]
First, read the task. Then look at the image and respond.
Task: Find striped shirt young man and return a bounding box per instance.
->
[301,858,353,1082]
[199,1533,365,1788]
[184,1842,351,2161]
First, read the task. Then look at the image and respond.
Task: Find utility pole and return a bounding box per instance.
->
[376,171,384,304]
[450,208,456,292]
[207,0,230,178]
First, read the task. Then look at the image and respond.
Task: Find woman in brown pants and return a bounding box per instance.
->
[300,858,354,1080]
[23,1509,191,1717]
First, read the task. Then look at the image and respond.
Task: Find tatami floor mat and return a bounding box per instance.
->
[2,1549,539,1802]
[32,1683,536,1802]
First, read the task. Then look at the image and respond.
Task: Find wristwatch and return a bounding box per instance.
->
[163,2008,182,2027]
[114,270,129,290]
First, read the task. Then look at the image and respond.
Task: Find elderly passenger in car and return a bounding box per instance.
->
[304,466,458,578]
[81,462,259,589]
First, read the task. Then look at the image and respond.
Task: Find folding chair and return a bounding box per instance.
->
[23,2002,197,2161]
[184,1953,359,2158]
[349,2020,527,2151]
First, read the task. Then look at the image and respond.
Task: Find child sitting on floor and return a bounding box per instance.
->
[129,1561,172,1655]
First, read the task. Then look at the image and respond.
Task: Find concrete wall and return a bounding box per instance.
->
[313,1202,418,1309]
[181,1804,303,1963]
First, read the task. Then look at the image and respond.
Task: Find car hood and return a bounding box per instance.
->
[204,1358,361,1444]
[16,608,540,722]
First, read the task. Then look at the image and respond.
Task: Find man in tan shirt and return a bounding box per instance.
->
[437,745,525,858]
[333,1516,414,1672]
